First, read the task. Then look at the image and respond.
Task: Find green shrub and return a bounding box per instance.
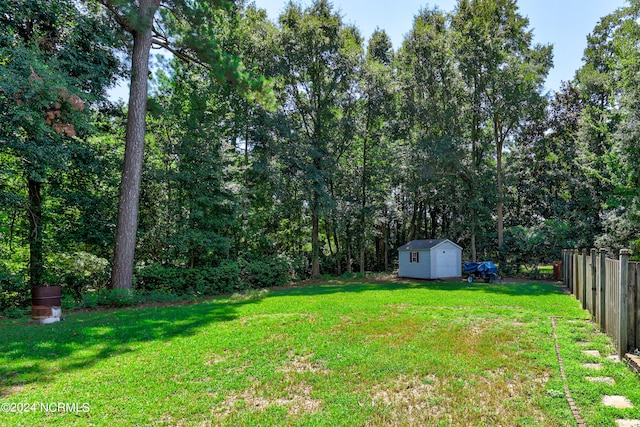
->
[135,264,188,294]
[1,307,27,319]
[285,253,309,282]
[17,255,298,314]
[61,294,82,310]
[143,290,187,304]
[78,288,196,309]
[135,257,292,296]
[135,261,240,296]
[503,220,571,274]
[48,252,110,299]
[82,288,143,308]
[0,272,29,314]
[239,256,291,289]
[207,261,241,293]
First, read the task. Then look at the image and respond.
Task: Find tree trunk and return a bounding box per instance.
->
[325,221,334,255]
[416,201,423,239]
[243,105,250,251]
[471,232,477,263]
[311,193,320,277]
[332,226,341,275]
[428,207,435,239]
[408,202,417,241]
[347,239,353,274]
[360,105,369,274]
[360,186,366,274]
[384,225,389,272]
[110,0,159,289]
[496,133,504,250]
[382,206,389,272]
[28,178,44,287]
[470,77,480,264]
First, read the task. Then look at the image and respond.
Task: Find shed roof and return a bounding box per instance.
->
[397,239,462,251]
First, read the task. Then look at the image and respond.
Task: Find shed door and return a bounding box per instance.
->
[435,249,458,278]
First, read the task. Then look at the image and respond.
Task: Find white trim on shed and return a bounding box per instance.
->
[397,239,462,279]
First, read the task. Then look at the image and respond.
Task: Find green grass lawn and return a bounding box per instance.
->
[1,278,640,426]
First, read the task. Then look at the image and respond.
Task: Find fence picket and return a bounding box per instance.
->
[591,248,597,315]
[629,262,639,352]
[599,249,607,331]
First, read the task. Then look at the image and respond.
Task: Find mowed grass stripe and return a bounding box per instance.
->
[1,279,638,426]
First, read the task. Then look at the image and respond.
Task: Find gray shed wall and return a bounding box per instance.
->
[398,249,432,279]
[398,240,462,279]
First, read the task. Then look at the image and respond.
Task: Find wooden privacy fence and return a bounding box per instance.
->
[562,249,640,359]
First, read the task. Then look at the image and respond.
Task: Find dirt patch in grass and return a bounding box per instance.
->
[367,370,550,426]
[370,375,442,414]
[212,379,322,418]
[383,303,413,311]
[278,352,330,375]
[203,349,248,366]
[204,354,228,366]
[274,382,322,416]
[0,385,25,397]
[362,314,551,426]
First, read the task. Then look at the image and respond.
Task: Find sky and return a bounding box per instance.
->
[251,0,628,94]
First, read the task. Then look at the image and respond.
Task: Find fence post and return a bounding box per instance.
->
[582,249,588,309]
[571,249,580,299]
[574,249,579,299]
[627,258,637,352]
[591,248,597,316]
[562,249,567,288]
[562,249,568,288]
[563,249,569,290]
[568,249,572,291]
[599,248,607,331]
[564,249,573,293]
[618,249,630,360]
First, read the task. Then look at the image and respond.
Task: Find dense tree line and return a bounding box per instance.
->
[2,0,640,311]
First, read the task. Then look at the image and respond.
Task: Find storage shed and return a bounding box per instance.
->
[397,239,463,279]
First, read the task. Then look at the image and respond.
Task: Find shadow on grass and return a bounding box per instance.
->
[0,278,569,395]
[0,298,248,394]
[269,278,566,299]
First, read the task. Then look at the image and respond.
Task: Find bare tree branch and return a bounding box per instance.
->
[96,0,134,34]
[150,35,210,70]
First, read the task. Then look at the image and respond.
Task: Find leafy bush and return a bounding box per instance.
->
[2,307,28,319]
[82,288,144,308]
[239,256,291,289]
[206,261,241,293]
[0,251,305,318]
[0,272,29,316]
[134,264,189,294]
[503,220,571,274]
[78,289,191,309]
[135,261,240,296]
[0,255,299,317]
[135,256,292,298]
[320,252,341,276]
[48,251,110,299]
[282,253,309,282]
[77,257,292,310]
